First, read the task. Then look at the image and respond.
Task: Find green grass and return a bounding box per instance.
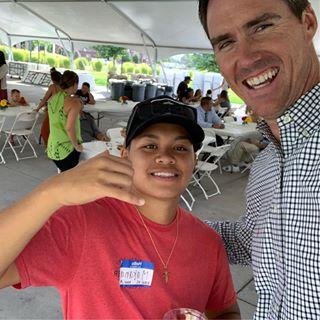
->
[90,71,107,86]
[228,89,244,105]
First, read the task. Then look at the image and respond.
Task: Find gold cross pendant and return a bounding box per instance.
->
[163,268,169,283]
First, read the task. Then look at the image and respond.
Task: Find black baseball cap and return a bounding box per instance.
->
[125,96,204,151]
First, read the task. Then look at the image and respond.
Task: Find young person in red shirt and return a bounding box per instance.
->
[0,96,240,319]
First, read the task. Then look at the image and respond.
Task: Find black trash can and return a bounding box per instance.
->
[124,81,133,100]
[111,81,125,101]
[164,85,174,97]
[132,83,146,102]
[156,86,165,97]
[145,83,157,100]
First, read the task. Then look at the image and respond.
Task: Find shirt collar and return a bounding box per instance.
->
[257,82,320,141]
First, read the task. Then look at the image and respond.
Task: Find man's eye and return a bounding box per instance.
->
[218,40,234,51]
[255,24,273,33]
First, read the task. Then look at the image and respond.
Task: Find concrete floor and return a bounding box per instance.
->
[0,79,257,319]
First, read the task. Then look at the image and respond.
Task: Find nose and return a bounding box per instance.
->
[155,149,176,165]
[236,38,263,74]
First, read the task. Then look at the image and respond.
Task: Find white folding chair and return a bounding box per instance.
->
[0,115,6,164]
[191,144,231,200]
[0,111,39,162]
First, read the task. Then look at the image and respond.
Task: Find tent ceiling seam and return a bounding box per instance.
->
[103,0,157,48]
[11,0,74,42]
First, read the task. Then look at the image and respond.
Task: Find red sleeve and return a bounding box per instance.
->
[20,97,28,106]
[14,205,86,290]
[205,237,237,312]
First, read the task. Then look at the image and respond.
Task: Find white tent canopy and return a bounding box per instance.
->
[0,0,319,61]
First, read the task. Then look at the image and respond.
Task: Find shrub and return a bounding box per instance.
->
[140,63,150,75]
[156,65,161,76]
[132,54,139,64]
[61,58,71,69]
[46,56,57,67]
[92,60,103,72]
[122,62,135,74]
[134,65,141,74]
[13,48,29,62]
[74,57,87,70]
[0,46,9,59]
[107,61,118,73]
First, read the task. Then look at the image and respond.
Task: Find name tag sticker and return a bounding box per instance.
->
[120,260,154,288]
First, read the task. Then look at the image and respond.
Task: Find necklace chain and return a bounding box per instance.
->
[135,207,179,283]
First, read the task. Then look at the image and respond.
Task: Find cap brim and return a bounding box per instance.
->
[126,114,204,150]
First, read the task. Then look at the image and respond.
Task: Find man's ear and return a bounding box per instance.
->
[302,5,318,43]
[121,147,129,159]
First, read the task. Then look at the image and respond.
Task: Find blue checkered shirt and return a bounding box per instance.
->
[206,83,320,319]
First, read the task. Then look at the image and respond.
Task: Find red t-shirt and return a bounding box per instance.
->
[15,198,236,319]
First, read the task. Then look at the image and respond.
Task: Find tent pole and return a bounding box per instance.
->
[141,33,156,77]
[55,29,74,70]
[159,61,168,85]
[7,36,13,62]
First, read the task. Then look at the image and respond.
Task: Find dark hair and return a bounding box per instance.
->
[11,89,20,94]
[194,89,202,97]
[200,96,212,106]
[60,70,79,90]
[184,76,191,81]
[220,90,229,101]
[198,0,310,38]
[0,51,6,67]
[50,67,56,73]
[206,89,212,94]
[82,82,90,88]
[50,71,62,84]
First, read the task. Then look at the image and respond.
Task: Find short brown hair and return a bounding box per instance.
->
[200,96,212,106]
[198,0,310,38]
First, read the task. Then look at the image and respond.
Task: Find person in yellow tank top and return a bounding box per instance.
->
[47,70,83,172]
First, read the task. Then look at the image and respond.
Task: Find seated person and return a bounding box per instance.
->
[80,111,109,143]
[197,96,226,146]
[76,82,95,105]
[0,97,240,319]
[193,89,203,102]
[181,88,199,105]
[224,137,270,172]
[213,90,231,118]
[10,89,28,106]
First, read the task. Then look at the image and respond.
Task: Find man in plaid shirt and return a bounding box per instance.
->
[199,0,320,319]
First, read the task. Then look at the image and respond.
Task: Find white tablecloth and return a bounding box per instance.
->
[205,122,259,139]
[81,140,121,160]
[83,100,136,122]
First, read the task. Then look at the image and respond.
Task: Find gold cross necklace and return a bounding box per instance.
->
[135,207,179,284]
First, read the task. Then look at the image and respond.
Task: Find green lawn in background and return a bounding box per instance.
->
[91,71,107,86]
[228,89,244,105]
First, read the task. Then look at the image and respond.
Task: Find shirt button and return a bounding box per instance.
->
[272,204,279,213]
[276,253,283,263]
[283,114,292,124]
[302,129,310,138]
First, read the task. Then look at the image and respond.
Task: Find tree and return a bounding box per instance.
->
[92,45,127,63]
[185,53,220,73]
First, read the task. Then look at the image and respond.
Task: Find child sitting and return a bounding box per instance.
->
[10,89,29,106]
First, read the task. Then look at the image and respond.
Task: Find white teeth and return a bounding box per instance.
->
[153,172,176,177]
[246,68,279,88]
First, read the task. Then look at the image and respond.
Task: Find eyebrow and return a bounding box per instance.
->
[210,13,281,48]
